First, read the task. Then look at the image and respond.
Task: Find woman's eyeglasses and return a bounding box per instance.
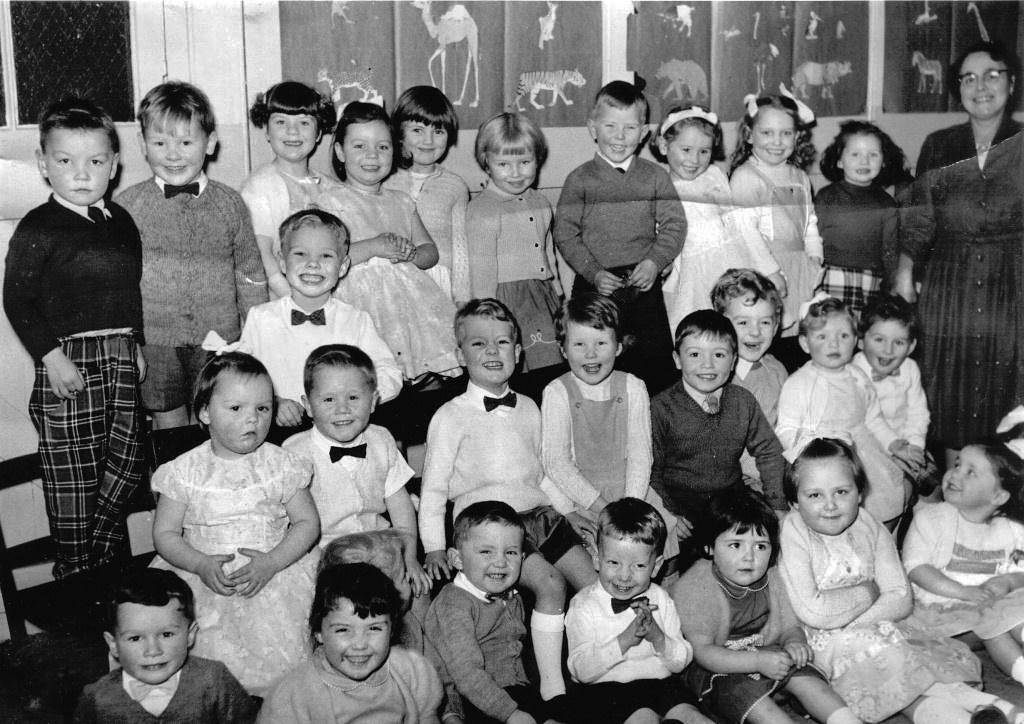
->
[958,69,1010,88]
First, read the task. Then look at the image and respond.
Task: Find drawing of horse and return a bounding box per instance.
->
[911,51,942,94]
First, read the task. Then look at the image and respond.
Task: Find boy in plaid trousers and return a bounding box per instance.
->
[3,97,146,580]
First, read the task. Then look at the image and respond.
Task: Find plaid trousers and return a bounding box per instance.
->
[28,333,145,579]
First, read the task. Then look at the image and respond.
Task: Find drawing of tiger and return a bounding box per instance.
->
[512,69,586,111]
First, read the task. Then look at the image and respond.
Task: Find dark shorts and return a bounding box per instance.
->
[140,345,210,412]
[520,505,585,564]
[462,684,549,723]
[685,651,827,724]
[571,676,698,723]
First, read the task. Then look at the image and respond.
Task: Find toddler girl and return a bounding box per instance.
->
[815,121,910,318]
[258,562,442,723]
[674,487,860,724]
[241,81,339,299]
[903,433,1024,685]
[730,88,822,337]
[466,112,564,373]
[776,296,908,526]
[779,438,1017,724]
[651,105,782,332]
[321,101,460,381]
[150,352,320,694]
[383,85,471,304]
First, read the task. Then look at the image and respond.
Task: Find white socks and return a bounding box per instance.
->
[1011,655,1024,685]
[530,610,566,700]
[826,706,862,724]
[912,696,971,724]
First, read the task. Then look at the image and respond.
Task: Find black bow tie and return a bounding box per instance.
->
[611,595,649,614]
[87,206,107,224]
[329,444,366,463]
[483,392,517,412]
[163,182,200,199]
[485,589,515,603]
[291,308,326,326]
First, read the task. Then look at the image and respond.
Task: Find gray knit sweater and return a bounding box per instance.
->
[116,178,267,347]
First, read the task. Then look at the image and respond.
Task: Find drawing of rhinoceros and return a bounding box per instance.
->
[791,60,852,99]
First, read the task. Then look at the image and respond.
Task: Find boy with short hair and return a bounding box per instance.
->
[420,298,597,708]
[4,97,146,579]
[541,292,652,521]
[554,80,687,395]
[651,310,786,569]
[75,568,256,723]
[116,80,268,430]
[425,501,557,724]
[284,344,428,594]
[239,209,402,425]
[566,497,711,724]
[852,294,934,493]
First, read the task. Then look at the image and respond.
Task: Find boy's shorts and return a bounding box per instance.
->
[520,505,585,565]
[571,676,698,723]
[462,684,548,723]
[141,344,210,412]
[685,652,828,724]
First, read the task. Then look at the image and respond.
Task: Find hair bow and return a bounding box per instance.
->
[743,94,760,119]
[778,83,816,125]
[997,406,1024,460]
[660,106,719,137]
[201,330,245,356]
[797,291,834,322]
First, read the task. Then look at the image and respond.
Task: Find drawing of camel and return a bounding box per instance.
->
[911,51,943,94]
[412,1,480,108]
[966,2,990,42]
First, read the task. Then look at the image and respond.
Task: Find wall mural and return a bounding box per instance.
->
[280,1,600,128]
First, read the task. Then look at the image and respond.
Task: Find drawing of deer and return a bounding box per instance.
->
[412,1,480,107]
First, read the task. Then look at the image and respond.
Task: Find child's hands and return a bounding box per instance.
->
[755,649,794,680]
[197,553,236,595]
[768,271,788,298]
[626,259,658,292]
[808,254,823,266]
[782,641,812,669]
[983,577,1012,599]
[136,347,148,383]
[889,440,926,473]
[406,557,433,598]
[859,579,881,602]
[424,550,453,580]
[594,270,625,296]
[506,710,537,724]
[674,516,694,541]
[230,547,281,598]
[275,398,305,427]
[616,599,661,653]
[960,584,996,605]
[41,348,85,399]
[639,604,667,652]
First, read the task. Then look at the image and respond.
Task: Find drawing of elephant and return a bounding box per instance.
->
[656,59,709,103]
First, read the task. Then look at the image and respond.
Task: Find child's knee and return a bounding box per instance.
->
[526,558,567,611]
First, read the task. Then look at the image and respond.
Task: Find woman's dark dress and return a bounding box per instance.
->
[901,119,1023,447]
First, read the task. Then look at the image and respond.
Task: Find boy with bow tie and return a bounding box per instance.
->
[236,208,400,427]
[116,81,268,431]
[76,568,256,723]
[282,343,430,597]
[420,298,598,715]
[566,498,710,724]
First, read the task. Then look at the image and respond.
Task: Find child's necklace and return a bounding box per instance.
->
[712,565,769,599]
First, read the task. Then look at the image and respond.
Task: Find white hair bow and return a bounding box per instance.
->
[743,94,760,119]
[997,406,1024,460]
[201,330,245,356]
[778,83,815,125]
[797,291,834,322]
[660,106,719,137]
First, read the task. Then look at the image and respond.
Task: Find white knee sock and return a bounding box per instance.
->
[926,682,1000,710]
[826,706,862,724]
[1011,655,1024,685]
[912,696,970,724]
[530,611,565,700]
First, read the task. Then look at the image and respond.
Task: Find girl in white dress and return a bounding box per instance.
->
[240,81,339,298]
[650,105,781,332]
[151,353,320,694]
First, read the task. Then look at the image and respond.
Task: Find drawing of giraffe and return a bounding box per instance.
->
[966,2,990,42]
[412,1,480,108]
[538,1,557,50]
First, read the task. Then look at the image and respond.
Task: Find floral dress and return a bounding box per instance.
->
[150,441,317,695]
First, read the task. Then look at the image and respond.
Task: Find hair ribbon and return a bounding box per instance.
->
[659,106,719,137]
[778,84,816,125]
[997,406,1024,460]
[797,291,834,322]
[201,330,245,356]
[743,94,760,119]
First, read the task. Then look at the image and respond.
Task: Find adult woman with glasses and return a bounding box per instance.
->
[896,40,1023,466]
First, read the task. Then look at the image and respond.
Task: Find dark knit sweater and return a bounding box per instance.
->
[4,197,144,361]
[115,179,267,347]
[74,656,257,723]
[554,155,686,283]
[650,381,786,515]
[815,180,897,271]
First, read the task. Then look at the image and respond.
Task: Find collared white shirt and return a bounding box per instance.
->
[53,193,109,221]
[121,669,180,716]
[682,380,721,413]
[597,153,634,173]
[453,572,516,602]
[153,172,209,196]
[464,380,515,417]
